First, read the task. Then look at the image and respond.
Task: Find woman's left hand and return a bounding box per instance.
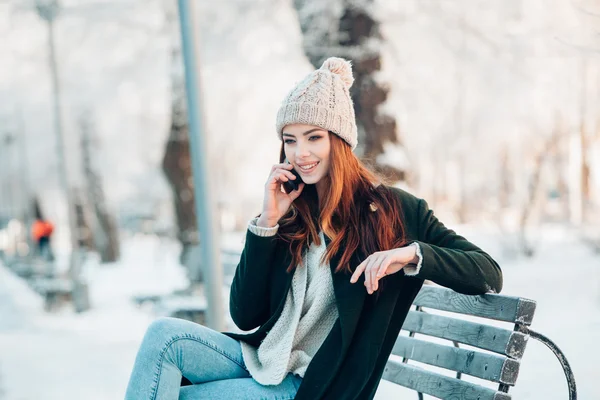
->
[350,246,418,294]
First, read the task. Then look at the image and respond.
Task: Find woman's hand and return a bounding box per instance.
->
[350,245,419,294]
[257,163,305,227]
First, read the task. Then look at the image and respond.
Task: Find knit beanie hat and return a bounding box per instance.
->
[276,57,358,150]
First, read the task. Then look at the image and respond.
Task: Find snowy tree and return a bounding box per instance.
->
[2,0,598,263]
[79,110,120,263]
[160,2,196,265]
[292,0,408,182]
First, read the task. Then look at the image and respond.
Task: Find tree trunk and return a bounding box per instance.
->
[518,130,562,257]
[161,4,198,266]
[79,112,120,262]
[293,0,406,182]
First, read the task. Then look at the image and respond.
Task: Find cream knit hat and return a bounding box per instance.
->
[276,57,358,150]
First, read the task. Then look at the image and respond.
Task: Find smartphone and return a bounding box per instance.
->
[283,159,304,194]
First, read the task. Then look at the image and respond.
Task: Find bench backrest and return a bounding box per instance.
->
[383,285,537,400]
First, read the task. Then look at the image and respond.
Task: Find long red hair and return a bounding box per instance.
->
[277,133,408,276]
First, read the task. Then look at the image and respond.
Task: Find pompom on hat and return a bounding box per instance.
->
[276,57,358,150]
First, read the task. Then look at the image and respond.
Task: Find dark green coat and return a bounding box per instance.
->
[222,187,503,400]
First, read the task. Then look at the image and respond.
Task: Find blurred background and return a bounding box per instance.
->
[0,0,599,399]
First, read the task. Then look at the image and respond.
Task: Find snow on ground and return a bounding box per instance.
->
[0,226,598,400]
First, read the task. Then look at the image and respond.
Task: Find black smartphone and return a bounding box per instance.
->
[283,160,304,194]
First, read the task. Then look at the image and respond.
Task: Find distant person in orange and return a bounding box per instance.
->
[32,218,54,261]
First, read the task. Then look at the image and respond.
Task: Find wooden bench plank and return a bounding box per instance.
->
[382,360,511,400]
[413,286,536,325]
[31,278,73,295]
[402,311,529,359]
[391,335,520,384]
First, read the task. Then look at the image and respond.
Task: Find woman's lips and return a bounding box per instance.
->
[298,161,319,174]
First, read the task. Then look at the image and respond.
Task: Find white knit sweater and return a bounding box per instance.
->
[241,218,339,385]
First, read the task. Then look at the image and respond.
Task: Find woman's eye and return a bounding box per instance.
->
[309,136,321,141]
[284,139,295,144]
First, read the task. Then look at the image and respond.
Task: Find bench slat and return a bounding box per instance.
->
[414,286,536,325]
[391,335,520,384]
[402,311,529,359]
[382,360,511,400]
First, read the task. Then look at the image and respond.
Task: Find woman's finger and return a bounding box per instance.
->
[273,163,293,172]
[363,257,375,293]
[271,169,297,185]
[364,255,380,294]
[288,183,305,200]
[271,168,296,182]
[350,258,368,283]
[373,256,392,291]
[269,163,293,178]
[368,255,383,292]
[268,172,289,185]
[277,168,297,180]
[376,256,391,279]
[363,255,374,292]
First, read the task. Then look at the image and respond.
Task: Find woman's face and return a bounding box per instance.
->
[282,124,331,186]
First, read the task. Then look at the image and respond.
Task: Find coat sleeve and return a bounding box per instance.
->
[409,198,503,295]
[229,228,278,331]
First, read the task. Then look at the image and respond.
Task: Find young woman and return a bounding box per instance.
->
[125,57,503,400]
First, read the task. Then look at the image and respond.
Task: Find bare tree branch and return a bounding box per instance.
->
[571,0,600,19]
[554,35,600,54]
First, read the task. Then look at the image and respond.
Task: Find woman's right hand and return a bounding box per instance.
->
[258,163,305,227]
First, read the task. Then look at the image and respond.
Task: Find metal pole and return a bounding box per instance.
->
[44,2,79,263]
[177,0,225,330]
[2,134,18,256]
[0,135,5,222]
[6,134,20,254]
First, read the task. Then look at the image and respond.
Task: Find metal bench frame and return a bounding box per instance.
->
[382,285,577,400]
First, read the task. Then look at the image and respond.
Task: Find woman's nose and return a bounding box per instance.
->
[296,144,311,158]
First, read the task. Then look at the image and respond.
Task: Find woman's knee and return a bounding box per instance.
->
[141,317,185,348]
[144,316,171,335]
[141,317,221,366]
[146,316,181,334]
[143,317,212,348]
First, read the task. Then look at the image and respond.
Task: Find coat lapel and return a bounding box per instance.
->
[324,235,367,350]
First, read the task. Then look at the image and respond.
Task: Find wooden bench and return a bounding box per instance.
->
[383,285,577,400]
[28,277,90,313]
[144,246,577,399]
[30,277,74,312]
[153,296,209,326]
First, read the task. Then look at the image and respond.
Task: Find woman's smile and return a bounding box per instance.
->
[297,161,320,174]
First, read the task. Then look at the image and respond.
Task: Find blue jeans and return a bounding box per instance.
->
[125,317,302,400]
